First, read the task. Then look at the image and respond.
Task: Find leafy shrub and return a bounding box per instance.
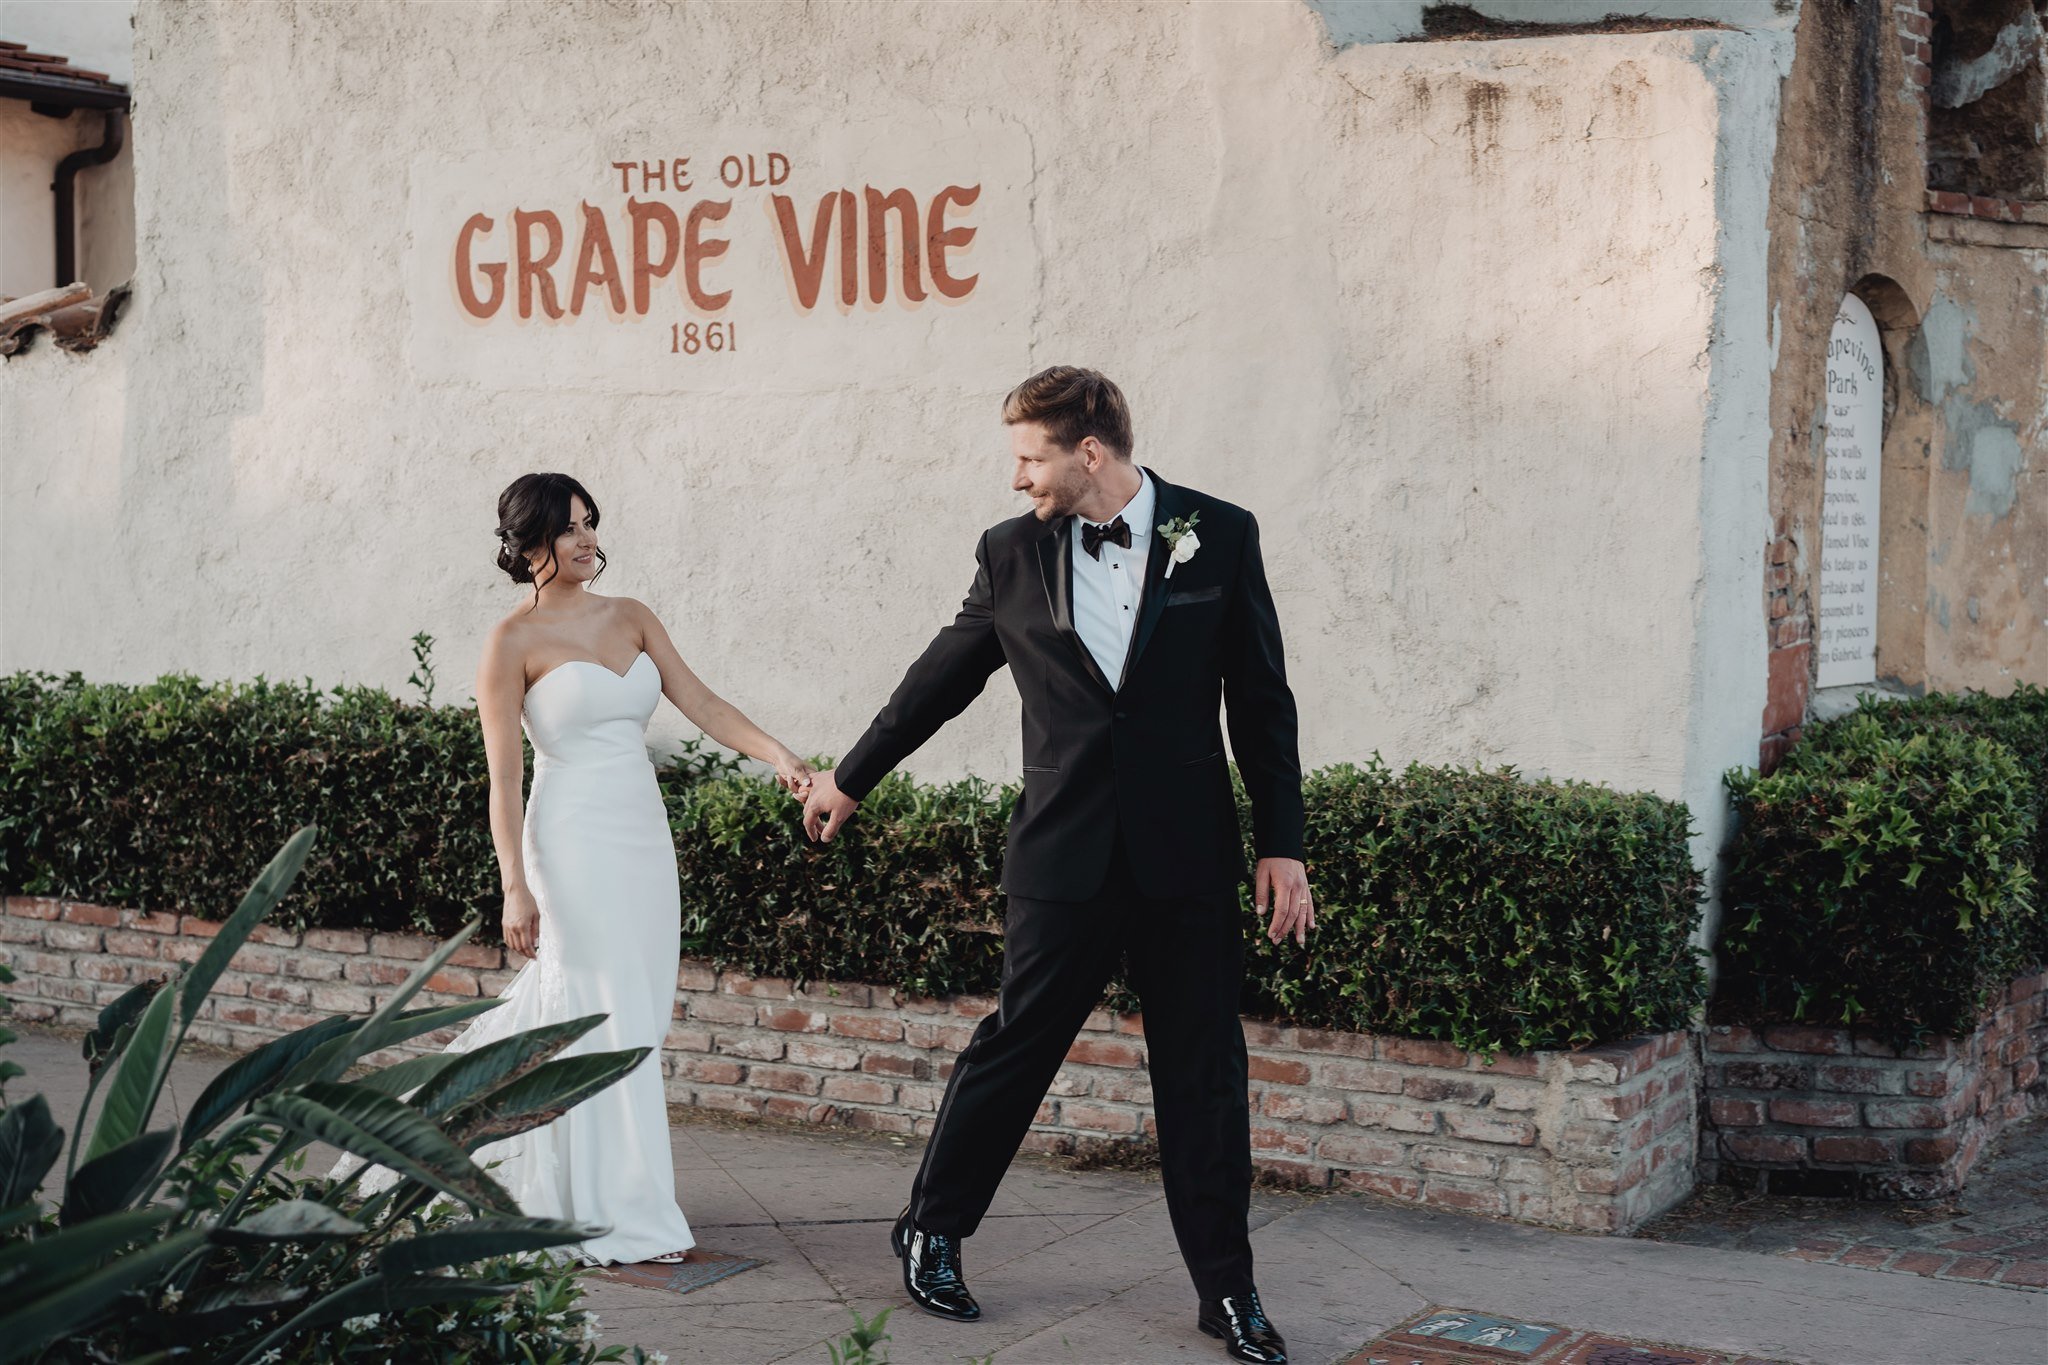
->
[670,770,1011,1002]
[672,757,1705,1053]
[1,670,1707,1052]
[0,670,733,935]
[1811,682,2048,962]
[0,828,662,1364]
[0,671,497,933]
[1239,760,1706,1052]
[1719,712,2040,1044]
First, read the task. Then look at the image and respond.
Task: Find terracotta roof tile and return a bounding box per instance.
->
[0,38,127,93]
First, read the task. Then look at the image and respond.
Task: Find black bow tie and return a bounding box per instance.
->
[1081,516,1132,560]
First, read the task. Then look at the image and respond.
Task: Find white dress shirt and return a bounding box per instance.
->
[1070,468,1155,687]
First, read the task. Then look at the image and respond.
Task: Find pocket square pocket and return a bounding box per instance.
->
[1165,585,1222,607]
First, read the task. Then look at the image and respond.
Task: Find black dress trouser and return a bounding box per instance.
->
[907,833,1255,1300]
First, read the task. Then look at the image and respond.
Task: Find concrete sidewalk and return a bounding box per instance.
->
[9,1027,2040,1364]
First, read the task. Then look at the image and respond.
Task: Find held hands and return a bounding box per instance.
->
[769,745,815,797]
[801,769,860,843]
[501,885,542,958]
[1255,857,1315,946]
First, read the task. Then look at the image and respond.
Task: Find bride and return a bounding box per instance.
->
[351,471,812,1266]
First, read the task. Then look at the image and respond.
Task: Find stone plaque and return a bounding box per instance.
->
[1816,293,1883,688]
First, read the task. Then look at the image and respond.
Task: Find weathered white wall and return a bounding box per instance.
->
[0,2,1775,902]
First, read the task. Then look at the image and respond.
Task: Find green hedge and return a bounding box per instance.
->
[1719,690,2045,1045]
[0,671,501,933]
[673,757,1707,1052]
[1816,684,2048,905]
[0,669,1707,1052]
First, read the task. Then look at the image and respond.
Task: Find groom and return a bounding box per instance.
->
[802,366,1311,1365]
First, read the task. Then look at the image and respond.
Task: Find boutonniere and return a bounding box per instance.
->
[1158,510,1201,579]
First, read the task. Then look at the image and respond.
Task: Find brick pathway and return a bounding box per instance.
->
[1641,1111,2048,1293]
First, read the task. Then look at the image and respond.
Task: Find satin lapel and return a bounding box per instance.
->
[1035,516,1115,695]
[1118,478,1180,690]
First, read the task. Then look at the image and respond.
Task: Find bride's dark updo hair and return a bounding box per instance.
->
[495,473,606,596]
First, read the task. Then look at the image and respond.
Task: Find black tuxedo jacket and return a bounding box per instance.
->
[836,473,1304,902]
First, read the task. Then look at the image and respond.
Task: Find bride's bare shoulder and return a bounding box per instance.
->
[482,609,539,664]
[606,595,664,633]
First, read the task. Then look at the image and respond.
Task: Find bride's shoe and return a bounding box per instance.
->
[644,1248,693,1265]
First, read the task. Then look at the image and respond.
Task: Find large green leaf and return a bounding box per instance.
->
[0,1206,175,1298]
[210,1198,364,1245]
[350,1049,466,1100]
[449,1047,650,1149]
[179,1014,362,1148]
[191,1005,499,1208]
[120,1280,308,1347]
[377,1215,596,1275]
[82,979,164,1075]
[408,1013,605,1117]
[178,826,318,1030]
[59,1128,173,1226]
[226,1274,512,1365]
[78,983,174,1166]
[251,1081,515,1214]
[280,917,498,1090]
[278,999,500,1095]
[0,1228,207,1364]
[84,829,318,1166]
[0,1095,64,1207]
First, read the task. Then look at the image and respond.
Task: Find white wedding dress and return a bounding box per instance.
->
[337,650,695,1265]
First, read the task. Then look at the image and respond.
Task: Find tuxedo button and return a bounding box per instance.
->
[1115,712,1127,720]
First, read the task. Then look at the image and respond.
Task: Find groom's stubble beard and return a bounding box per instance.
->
[1030,458,1093,522]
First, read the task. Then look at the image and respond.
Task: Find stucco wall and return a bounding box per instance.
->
[1911,233,2047,688]
[0,2,1774,907]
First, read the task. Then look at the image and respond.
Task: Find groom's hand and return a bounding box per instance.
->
[802,769,860,843]
[1254,857,1315,946]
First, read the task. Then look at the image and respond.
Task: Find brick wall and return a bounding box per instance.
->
[1925,189,2048,226]
[1760,510,1809,774]
[0,895,1697,1233]
[1701,970,2048,1199]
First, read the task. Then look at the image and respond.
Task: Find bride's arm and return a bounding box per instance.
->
[629,599,812,793]
[476,625,542,955]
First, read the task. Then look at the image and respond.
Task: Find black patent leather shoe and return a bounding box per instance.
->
[1197,1290,1287,1364]
[891,1205,981,1322]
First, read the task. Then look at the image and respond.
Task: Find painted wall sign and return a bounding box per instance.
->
[1816,293,1882,689]
[406,118,1034,391]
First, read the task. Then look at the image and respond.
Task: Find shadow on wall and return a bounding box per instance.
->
[117,3,265,666]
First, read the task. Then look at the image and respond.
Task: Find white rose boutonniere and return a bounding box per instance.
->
[1159,510,1201,579]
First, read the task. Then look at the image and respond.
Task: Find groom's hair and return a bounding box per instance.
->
[1002,367,1134,459]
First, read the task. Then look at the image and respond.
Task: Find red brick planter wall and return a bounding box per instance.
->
[1701,970,2048,1199]
[0,895,1697,1233]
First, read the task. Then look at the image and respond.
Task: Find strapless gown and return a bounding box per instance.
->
[337,650,695,1265]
